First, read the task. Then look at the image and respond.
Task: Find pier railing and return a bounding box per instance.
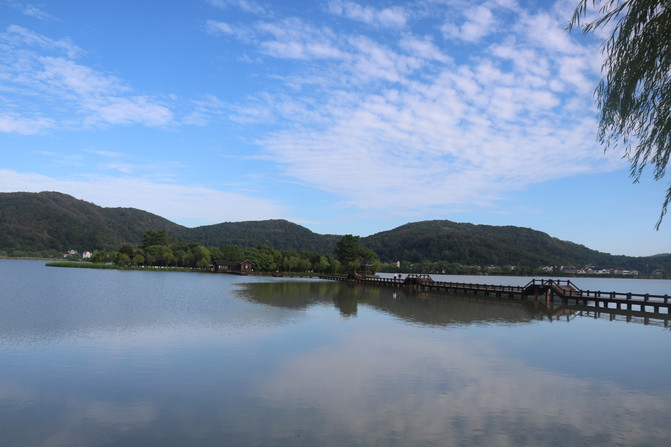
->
[318,274,670,316]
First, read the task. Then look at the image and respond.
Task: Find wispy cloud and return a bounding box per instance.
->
[204,0,620,215]
[205,19,235,36]
[3,1,57,22]
[0,25,173,133]
[327,0,408,28]
[85,149,125,158]
[442,4,498,42]
[206,0,270,16]
[0,113,54,134]
[21,4,55,21]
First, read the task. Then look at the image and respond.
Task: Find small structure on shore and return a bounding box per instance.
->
[213,259,254,275]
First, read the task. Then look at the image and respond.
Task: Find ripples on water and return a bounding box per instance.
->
[1,260,669,446]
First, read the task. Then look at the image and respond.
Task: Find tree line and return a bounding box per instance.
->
[87,230,380,274]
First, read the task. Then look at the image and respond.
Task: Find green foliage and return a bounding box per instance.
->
[569,0,671,228]
[142,229,171,249]
[334,235,361,264]
[0,191,181,253]
[2,192,670,275]
[334,235,381,273]
[90,250,113,263]
[115,253,131,267]
[184,219,340,253]
[363,220,671,275]
[219,244,244,261]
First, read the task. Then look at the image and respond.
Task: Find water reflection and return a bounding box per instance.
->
[0,261,299,346]
[239,280,669,328]
[251,329,671,446]
[1,261,670,446]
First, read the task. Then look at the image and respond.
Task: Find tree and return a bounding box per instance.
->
[142,230,170,250]
[115,253,131,267]
[145,245,174,266]
[118,244,134,258]
[190,245,211,269]
[334,235,362,265]
[315,255,330,273]
[90,250,111,264]
[334,235,381,274]
[569,0,671,228]
[220,244,244,261]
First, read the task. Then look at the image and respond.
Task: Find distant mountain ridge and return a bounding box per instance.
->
[363,220,626,267]
[0,191,181,253]
[1,191,669,274]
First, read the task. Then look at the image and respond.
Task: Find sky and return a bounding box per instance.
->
[1,0,669,257]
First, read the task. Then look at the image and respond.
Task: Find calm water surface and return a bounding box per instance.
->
[1,260,670,446]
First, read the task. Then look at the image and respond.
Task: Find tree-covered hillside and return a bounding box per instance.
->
[361,220,668,274]
[182,219,341,254]
[0,191,181,254]
[361,220,612,266]
[1,192,669,275]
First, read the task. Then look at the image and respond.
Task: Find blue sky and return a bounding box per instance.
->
[1,0,669,257]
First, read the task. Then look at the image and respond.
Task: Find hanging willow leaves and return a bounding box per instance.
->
[568,0,671,228]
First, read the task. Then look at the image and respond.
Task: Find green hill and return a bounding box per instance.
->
[361,220,620,266]
[360,221,670,274]
[0,191,181,254]
[1,191,669,275]
[0,192,338,255]
[183,220,340,253]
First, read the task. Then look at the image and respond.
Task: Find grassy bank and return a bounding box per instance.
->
[46,262,207,272]
[45,262,332,276]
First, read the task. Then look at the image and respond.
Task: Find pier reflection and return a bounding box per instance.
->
[239,279,670,329]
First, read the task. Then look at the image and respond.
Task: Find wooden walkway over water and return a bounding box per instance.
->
[319,274,671,317]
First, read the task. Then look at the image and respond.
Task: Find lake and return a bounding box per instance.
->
[1,259,670,446]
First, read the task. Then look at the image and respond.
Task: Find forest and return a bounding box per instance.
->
[2,192,670,277]
[77,230,381,275]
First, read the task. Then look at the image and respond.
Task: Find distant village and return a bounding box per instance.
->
[63,249,92,259]
[537,264,642,276]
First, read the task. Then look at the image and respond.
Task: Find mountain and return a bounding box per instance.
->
[1,191,669,274]
[0,191,337,254]
[0,191,182,253]
[361,220,620,266]
[183,220,340,253]
[360,221,671,274]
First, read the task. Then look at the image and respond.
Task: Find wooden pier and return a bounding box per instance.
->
[319,274,671,317]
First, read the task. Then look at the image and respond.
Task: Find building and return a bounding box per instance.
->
[213,259,254,275]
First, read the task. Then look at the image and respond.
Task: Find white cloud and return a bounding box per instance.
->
[3,24,80,57]
[201,0,618,215]
[442,4,496,43]
[38,56,126,96]
[85,149,124,158]
[0,113,54,134]
[0,0,616,224]
[0,26,172,132]
[328,0,408,28]
[256,329,671,445]
[204,19,234,36]
[21,4,55,21]
[206,0,269,16]
[83,96,172,127]
[0,169,289,226]
[254,18,344,60]
[399,36,451,64]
